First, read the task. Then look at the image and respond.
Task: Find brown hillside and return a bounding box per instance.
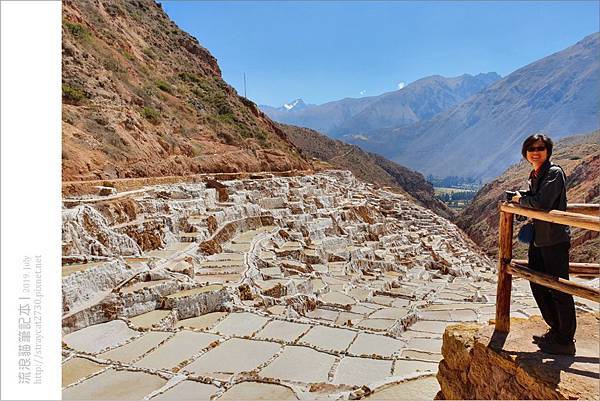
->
[456,131,600,263]
[62,0,309,181]
[281,123,454,220]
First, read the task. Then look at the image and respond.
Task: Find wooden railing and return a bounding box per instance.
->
[495,202,600,333]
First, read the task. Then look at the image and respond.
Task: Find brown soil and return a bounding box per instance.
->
[62,0,309,182]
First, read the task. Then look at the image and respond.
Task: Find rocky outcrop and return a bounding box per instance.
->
[436,313,600,400]
[161,284,231,319]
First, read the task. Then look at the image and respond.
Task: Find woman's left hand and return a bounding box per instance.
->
[512,191,522,203]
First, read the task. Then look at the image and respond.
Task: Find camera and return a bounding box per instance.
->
[505,191,517,201]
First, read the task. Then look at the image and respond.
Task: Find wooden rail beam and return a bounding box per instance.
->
[567,203,600,217]
[500,202,600,232]
[495,209,513,333]
[511,259,600,277]
[509,262,600,303]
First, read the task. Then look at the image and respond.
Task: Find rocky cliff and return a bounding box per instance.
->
[456,131,600,263]
[62,0,309,181]
[436,313,599,400]
[280,123,454,220]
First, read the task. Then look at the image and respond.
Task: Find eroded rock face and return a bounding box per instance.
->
[436,314,600,400]
[62,170,503,400]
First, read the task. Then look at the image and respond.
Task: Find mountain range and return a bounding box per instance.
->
[263,33,599,181]
[260,72,501,138]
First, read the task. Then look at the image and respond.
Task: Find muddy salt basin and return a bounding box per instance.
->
[62,170,595,400]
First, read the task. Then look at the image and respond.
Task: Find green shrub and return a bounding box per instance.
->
[62,84,87,104]
[122,51,134,61]
[216,113,235,124]
[141,107,161,124]
[219,131,237,146]
[142,47,156,60]
[191,88,205,98]
[179,72,202,84]
[135,84,157,100]
[155,80,173,94]
[216,101,232,115]
[256,130,268,142]
[103,56,125,72]
[64,21,92,41]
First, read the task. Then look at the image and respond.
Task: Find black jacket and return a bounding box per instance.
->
[519,160,570,247]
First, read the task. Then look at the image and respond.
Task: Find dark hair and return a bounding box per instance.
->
[521,133,553,159]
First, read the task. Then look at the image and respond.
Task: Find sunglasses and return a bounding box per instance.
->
[527,146,546,152]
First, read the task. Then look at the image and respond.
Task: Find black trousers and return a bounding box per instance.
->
[528,241,576,343]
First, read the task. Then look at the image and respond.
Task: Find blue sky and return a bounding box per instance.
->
[162,1,599,106]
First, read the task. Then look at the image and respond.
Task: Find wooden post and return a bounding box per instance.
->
[495,206,513,332]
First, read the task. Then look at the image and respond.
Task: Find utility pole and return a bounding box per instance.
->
[243,73,247,98]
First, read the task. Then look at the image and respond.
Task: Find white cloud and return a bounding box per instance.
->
[359,90,366,95]
[397,82,406,90]
[351,134,368,141]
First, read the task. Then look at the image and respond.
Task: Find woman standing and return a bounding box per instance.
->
[511,133,576,355]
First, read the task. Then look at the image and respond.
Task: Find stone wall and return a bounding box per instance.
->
[436,313,600,400]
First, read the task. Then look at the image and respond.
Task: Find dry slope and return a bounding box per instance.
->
[62,0,309,181]
[456,131,600,263]
[281,123,454,220]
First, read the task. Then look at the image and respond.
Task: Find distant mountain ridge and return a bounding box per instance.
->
[332,72,501,136]
[349,33,600,181]
[260,72,501,136]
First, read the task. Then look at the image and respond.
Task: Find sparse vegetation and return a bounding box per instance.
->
[190,142,203,157]
[179,72,202,84]
[141,106,161,124]
[219,131,237,146]
[103,56,125,72]
[142,47,156,60]
[61,0,312,183]
[216,102,233,115]
[215,113,235,124]
[102,129,129,153]
[62,83,88,105]
[64,21,92,41]
[155,79,174,94]
[122,51,134,61]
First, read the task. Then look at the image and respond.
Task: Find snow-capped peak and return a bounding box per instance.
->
[282,98,306,111]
